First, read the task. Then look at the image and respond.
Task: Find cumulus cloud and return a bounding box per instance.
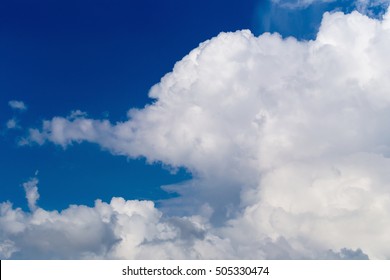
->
[0,178,235,259]
[6,118,20,130]
[0,178,369,259]
[8,100,27,111]
[11,9,390,259]
[22,177,40,212]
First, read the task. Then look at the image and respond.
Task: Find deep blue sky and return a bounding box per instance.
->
[0,0,369,211]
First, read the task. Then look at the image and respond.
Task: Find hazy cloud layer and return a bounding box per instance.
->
[6,9,390,259]
[272,0,390,17]
[271,0,335,9]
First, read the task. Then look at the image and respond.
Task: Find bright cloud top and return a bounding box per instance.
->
[5,9,390,259]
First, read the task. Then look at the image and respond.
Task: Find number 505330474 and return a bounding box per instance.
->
[215,266,269,276]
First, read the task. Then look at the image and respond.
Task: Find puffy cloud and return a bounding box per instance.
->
[14,9,390,259]
[6,118,20,130]
[229,153,390,259]
[0,179,235,259]
[22,177,40,212]
[0,179,369,259]
[8,100,27,111]
[0,240,18,259]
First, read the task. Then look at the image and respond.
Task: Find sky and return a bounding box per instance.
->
[1,0,390,259]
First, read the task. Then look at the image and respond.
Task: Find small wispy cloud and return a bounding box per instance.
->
[354,0,390,16]
[68,110,88,120]
[6,118,20,130]
[22,176,40,212]
[271,0,390,17]
[8,100,27,111]
[271,0,335,9]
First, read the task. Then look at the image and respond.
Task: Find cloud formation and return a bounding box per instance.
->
[22,177,40,212]
[0,177,369,259]
[6,118,19,130]
[0,178,236,259]
[271,0,335,9]
[8,9,390,259]
[8,100,27,111]
[271,0,390,17]
[5,100,26,130]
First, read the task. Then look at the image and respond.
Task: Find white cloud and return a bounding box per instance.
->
[8,100,27,111]
[0,179,235,259]
[68,110,88,120]
[0,179,369,259]
[6,118,20,130]
[12,9,390,259]
[23,177,40,212]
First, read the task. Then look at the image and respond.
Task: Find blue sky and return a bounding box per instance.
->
[2,0,390,259]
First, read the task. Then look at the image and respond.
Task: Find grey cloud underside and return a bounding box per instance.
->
[4,9,390,259]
